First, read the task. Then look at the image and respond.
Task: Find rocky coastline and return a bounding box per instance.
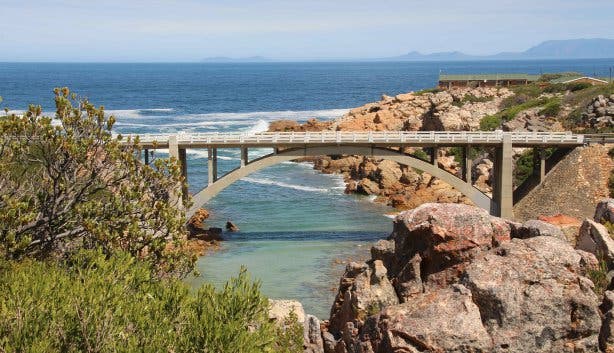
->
[269,85,614,221]
[271,200,614,353]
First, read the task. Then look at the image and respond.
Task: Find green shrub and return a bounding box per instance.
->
[539,98,562,117]
[0,89,193,276]
[447,146,480,164]
[479,115,502,131]
[411,148,430,161]
[0,250,302,353]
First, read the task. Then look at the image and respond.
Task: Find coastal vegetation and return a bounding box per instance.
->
[0,250,301,353]
[0,89,302,352]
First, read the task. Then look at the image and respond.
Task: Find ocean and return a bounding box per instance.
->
[2,59,613,317]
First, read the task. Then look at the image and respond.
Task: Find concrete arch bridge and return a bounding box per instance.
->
[128,131,588,220]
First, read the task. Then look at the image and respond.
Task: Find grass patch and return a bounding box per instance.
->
[588,259,610,297]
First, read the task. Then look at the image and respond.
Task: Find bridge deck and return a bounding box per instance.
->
[124,131,586,149]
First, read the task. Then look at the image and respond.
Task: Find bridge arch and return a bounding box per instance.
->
[188,145,493,218]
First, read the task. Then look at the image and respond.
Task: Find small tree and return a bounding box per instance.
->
[0,88,193,275]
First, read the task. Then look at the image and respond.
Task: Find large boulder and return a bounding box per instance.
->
[577,218,614,268]
[328,260,399,335]
[374,160,402,190]
[358,285,493,353]
[341,236,601,353]
[463,236,601,352]
[387,203,511,297]
[326,204,605,353]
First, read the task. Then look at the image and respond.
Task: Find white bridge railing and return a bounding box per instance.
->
[123,131,585,146]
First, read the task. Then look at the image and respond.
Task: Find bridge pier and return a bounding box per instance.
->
[533,148,546,184]
[463,145,472,184]
[431,147,438,166]
[208,148,218,186]
[241,147,248,168]
[493,134,513,218]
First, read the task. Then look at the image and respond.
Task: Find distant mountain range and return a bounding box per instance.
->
[387,39,614,61]
[202,39,614,62]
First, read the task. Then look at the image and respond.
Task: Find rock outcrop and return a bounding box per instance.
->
[577,218,614,267]
[321,203,603,353]
[583,95,614,128]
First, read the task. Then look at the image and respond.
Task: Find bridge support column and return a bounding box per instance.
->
[144,148,150,165]
[168,135,187,209]
[240,147,248,168]
[531,148,547,184]
[463,145,472,184]
[431,147,438,166]
[493,135,513,218]
[208,148,218,186]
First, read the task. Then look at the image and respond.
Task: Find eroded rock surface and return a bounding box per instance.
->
[323,203,603,353]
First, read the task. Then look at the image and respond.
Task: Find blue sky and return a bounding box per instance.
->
[1,0,613,62]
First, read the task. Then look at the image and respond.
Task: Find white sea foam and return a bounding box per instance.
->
[241,177,330,193]
[108,107,349,135]
[109,108,348,121]
[245,119,270,134]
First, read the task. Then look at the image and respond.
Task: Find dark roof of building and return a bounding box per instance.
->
[439,74,540,82]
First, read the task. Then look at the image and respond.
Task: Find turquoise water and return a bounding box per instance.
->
[3,60,612,317]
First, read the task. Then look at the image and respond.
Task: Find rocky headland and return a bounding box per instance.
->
[272,200,614,353]
[269,83,614,222]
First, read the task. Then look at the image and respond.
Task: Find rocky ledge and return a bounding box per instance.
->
[272,200,614,353]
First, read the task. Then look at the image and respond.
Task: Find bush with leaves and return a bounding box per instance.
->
[0,250,303,353]
[0,88,194,275]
